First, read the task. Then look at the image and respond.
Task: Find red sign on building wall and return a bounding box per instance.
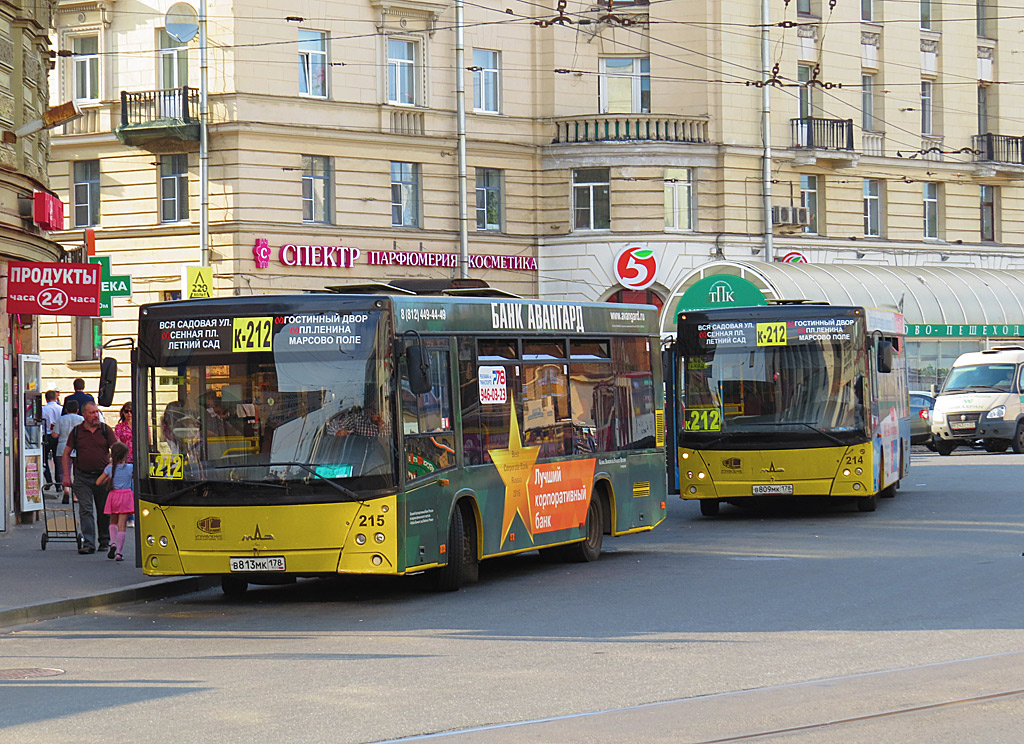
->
[6,262,101,316]
[32,191,64,231]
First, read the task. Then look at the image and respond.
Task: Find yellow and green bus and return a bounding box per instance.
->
[133,287,666,594]
[674,303,909,515]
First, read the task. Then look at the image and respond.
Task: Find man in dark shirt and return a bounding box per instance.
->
[62,377,95,415]
[62,401,117,554]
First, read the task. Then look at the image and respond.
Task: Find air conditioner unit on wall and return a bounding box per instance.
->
[772,205,793,225]
[791,206,811,225]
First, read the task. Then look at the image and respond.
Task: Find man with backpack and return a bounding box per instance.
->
[61,401,117,554]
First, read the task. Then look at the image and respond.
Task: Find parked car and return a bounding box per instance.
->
[909,391,935,446]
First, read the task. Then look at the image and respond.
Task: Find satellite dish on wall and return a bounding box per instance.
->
[165,2,199,43]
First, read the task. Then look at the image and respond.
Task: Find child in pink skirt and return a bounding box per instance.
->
[99,442,134,561]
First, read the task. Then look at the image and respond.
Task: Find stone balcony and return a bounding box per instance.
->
[551,113,709,145]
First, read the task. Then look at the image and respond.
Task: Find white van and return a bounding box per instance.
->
[930,346,1024,455]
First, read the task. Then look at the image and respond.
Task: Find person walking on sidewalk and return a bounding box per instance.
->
[41,390,62,493]
[62,377,94,414]
[97,442,133,561]
[55,400,83,504]
[61,401,117,554]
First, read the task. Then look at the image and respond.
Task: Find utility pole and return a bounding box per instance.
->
[200,0,209,267]
[761,0,774,262]
[456,0,469,279]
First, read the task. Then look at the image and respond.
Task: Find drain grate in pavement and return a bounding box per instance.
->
[0,668,65,680]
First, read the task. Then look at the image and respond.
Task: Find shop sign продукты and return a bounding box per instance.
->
[6,262,101,316]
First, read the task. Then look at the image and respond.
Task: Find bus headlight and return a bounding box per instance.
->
[987,405,1006,419]
[843,469,851,477]
[374,532,385,544]
[355,533,367,545]
[681,452,690,460]
[146,535,155,546]
[697,472,706,479]
[686,471,694,480]
[159,536,168,548]
[855,467,863,475]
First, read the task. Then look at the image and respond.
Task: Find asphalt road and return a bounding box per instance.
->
[3,447,1024,743]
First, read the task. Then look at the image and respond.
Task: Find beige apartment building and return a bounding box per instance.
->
[43,0,1024,395]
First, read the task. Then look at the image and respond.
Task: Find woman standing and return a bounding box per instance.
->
[114,401,133,463]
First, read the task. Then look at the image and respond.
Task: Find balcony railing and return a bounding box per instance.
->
[119,87,199,127]
[552,114,709,144]
[973,133,1024,165]
[791,117,854,150]
[862,131,885,156]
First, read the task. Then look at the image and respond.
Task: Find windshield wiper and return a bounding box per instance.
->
[138,478,289,502]
[737,421,848,446]
[207,462,364,502]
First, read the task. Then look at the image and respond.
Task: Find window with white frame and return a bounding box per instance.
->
[921,80,934,135]
[664,168,694,230]
[72,35,100,102]
[862,74,875,130]
[302,155,331,224]
[800,175,819,234]
[475,168,502,231]
[798,64,815,118]
[160,154,189,223]
[73,160,100,228]
[391,162,420,227]
[599,58,650,114]
[981,184,996,241]
[863,179,881,237]
[923,182,939,239]
[159,29,188,89]
[473,49,500,113]
[388,39,417,105]
[299,30,327,97]
[573,169,610,231]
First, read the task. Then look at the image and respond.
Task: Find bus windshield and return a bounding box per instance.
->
[681,334,866,448]
[141,310,395,502]
[941,363,1017,394]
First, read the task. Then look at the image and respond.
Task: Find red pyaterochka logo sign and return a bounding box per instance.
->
[6,261,102,316]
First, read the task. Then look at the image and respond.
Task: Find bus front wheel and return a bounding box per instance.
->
[699,499,720,517]
[435,504,478,592]
[857,492,879,512]
[562,496,604,563]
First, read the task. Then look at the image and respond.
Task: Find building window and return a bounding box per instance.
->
[599,57,650,114]
[159,29,188,89]
[920,0,933,28]
[73,160,100,227]
[162,290,182,302]
[160,154,189,223]
[472,49,500,113]
[573,168,610,231]
[298,30,327,97]
[607,288,664,313]
[981,184,996,241]
[923,182,939,239]
[475,167,502,231]
[800,175,819,234]
[391,162,420,227]
[921,81,934,134]
[977,0,990,36]
[797,0,816,15]
[863,179,881,237]
[72,35,99,102]
[664,168,694,231]
[302,155,331,224]
[861,0,873,22]
[388,39,416,105]
[978,85,989,134]
[797,64,815,118]
[862,74,875,130]
[74,317,102,361]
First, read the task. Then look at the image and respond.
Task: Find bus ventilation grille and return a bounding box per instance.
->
[655,409,665,447]
[633,481,651,499]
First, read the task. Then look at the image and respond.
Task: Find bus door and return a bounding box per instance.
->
[400,338,457,570]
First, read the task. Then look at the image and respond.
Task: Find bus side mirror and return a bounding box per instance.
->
[406,345,432,395]
[877,341,894,374]
[97,357,117,407]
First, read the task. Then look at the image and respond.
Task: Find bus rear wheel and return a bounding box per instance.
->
[434,504,478,592]
[561,496,604,563]
[221,575,248,597]
[699,499,720,517]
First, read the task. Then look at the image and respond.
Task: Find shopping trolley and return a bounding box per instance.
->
[40,486,82,550]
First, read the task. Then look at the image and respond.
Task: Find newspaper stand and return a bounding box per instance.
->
[40,487,82,550]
